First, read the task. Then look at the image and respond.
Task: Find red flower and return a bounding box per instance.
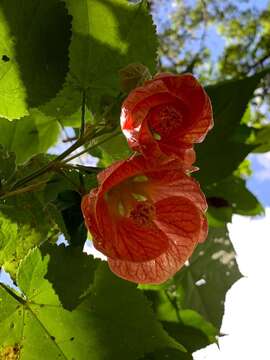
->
[82,155,208,284]
[121,73,213,163]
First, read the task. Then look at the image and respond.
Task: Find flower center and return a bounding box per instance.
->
[129,201,155,226]
[149,104,184,139]
[105,175,151,220]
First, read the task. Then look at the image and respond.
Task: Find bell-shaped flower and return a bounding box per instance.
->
[82,155,208,284]
[121,73,213,164]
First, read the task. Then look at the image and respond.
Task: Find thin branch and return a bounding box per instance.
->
[63,131,121,164]
[0,282,25,304]
[80,90,86,137]
[0,180,49,201]
[8,128,105,191]
[164,289,182,323]
[248,53,270,71]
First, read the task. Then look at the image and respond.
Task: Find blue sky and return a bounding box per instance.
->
[247,153,270,206]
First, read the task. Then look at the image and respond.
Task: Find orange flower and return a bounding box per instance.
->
[82,156,207,284]
[121,73,213,164]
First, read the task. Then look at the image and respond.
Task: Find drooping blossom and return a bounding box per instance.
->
[81,155,208,284]
[121,73,213,164]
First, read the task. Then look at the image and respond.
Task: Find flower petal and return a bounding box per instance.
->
[108,196,204,284]
[153,73,213,144]
[120,72,213,161]
[81,191,104,252]
[95,197,169,262]
[97,160,125,184]
[145,169,207,212]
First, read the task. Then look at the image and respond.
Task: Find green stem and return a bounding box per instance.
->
[60,162,101,173]
[8,129,102,191]
[8,97,94,191]
[0,282,25,304]
[164,290,182,323]
[6,92,121,193]
[0,180,49,201]
[80,90,86,137]
[63,130,121,163]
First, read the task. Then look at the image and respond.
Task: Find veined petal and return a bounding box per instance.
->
[81,191,104,252]
[95,197,169,262]
[97,160,125,184]
[198,214,208,243]
[82,156,208,284]
[108,196,204,284]
[145,169,207,212]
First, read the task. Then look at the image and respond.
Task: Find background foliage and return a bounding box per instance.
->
[0,0,269,359]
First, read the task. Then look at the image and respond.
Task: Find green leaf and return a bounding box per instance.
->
[40,168,97,243]
[0,0,71,120]
[141,348,193,360]
[42,0,158,120]
[0,110,60,164]
[175,226,242,330]
[0,157,62,275]
[252,124,270,153]
[206,175,264,217]
[119,62,152,93]
[41,244,98,310]
[196,69,270,186]
[0,146,16,186]
[0,249,183,359]
[41,167,97,204]
[195,142,255,186]
[53,190,87,248]
[161,321,210,353]
[207,205,232,227]
[98,131,132,166]
[0,10,28,119]
[0,215,42,277]
[206,70,269,135]
[0,192,56,276]
[40,74,90,127]
[0,191,54,245]
[144,290,217,341]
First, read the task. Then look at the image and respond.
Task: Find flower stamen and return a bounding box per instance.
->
[150,105,184,138]
[129,201,155,226]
